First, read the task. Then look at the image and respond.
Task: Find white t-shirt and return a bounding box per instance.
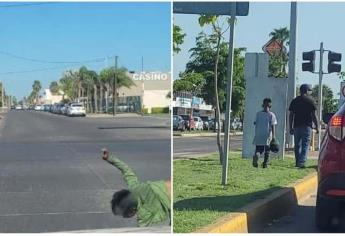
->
[253,110,277,146]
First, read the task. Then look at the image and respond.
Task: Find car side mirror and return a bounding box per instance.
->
[323,113,335,124]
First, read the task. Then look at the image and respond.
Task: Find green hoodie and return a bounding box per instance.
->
[107,155,171,227]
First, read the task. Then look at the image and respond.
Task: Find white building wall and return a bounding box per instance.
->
[143,90,170,113]
[242,53,288,159]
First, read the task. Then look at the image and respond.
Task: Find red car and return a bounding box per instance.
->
[317,108,345,230]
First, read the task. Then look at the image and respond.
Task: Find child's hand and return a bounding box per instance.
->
[102,148,109,161]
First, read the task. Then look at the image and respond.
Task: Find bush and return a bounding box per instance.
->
[151,107,169,114]
[142,107,149,114]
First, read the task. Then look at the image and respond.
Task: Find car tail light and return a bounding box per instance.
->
[329,115,345,141]
[326,189,345,196]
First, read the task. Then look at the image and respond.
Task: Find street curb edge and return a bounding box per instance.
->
[194,172,317,233]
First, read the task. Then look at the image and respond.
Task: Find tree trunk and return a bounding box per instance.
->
[105,83,110,113]
[93,84,98,113]
[214,34,224,165]
[99,85,103,113]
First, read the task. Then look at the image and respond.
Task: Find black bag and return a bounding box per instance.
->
[270,138,280,153]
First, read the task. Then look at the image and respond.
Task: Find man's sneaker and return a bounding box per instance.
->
[262,162,268,168]
[298,165,306,169]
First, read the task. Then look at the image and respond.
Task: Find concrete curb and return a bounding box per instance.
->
[59,226,171,233]
[195,172,317,233]
[173,132,243,137]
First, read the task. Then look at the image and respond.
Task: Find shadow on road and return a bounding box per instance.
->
[98,126,169,129]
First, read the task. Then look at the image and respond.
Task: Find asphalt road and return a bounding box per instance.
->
[0,110,170,233]
[173,135,243,159]
[256,190,345,233]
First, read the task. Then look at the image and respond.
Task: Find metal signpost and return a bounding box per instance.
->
[287,2,298,150]
[173,2,249,185]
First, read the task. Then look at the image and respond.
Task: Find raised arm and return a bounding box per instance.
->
[102,149,139,188]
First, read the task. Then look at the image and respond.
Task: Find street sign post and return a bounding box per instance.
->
[174,2,249,185]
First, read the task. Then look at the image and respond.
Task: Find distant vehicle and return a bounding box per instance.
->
[180,114,196,131]
[193,117,204,130]
[231,118,243,130]
[209,118,224,131]
[34,105,42,111]
[60,104,69,115]
[43,104,51,112]
[15,105,23,110]
[10,105,15,110]
[200,116,211,130]
[316,105,345,230]
[117,103,134,112]
[173,115,185,131]
[67,103,86,117]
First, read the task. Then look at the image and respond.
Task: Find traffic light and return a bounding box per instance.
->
[328,51,342,73]
[302,51,315,72]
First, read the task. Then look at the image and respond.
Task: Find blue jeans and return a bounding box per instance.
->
[294,125,312,166]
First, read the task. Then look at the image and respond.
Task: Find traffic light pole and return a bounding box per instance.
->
[317,42,324,150]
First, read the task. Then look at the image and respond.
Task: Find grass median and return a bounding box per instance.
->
[173,151,317,233]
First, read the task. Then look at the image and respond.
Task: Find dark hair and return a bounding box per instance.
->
[263,98,272,104]
[111,189,138,218]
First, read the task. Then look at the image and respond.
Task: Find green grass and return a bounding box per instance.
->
[173,152,317,233]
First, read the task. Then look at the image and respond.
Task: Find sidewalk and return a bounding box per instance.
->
[174,131,243,137]
[86,113,142,118]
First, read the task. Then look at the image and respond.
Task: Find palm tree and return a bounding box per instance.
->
[99,67,134,113]
[269,27,289,46]
[32,80,42,104]
[269,27,290,77]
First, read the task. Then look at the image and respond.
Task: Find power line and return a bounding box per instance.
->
[0,60,106,75]
[0,2,55,8]
[0,50,109,64]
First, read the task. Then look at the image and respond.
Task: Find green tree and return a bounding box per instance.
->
[183,15,245,164]
[311,84,337,115]
[99,67,134,113]
[31,80,42,104]
[173,24,186,54]
[268,27,290,78]
[49,81,60,95]
[173,72,204,95]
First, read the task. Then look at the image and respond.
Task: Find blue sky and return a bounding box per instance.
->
[0,2,171,99]
[173,2,345,96]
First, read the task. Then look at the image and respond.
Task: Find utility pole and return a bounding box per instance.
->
[141,56,144,72]
[112,56,118,117]
[318,42,324,151]
[1,81,4,109]
[287,2,298,151]
[222,3,236,186]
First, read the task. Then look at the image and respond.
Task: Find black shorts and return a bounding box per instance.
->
[255,145,270,155]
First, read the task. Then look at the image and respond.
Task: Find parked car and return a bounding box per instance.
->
[173,115,185,131]
[193,117,204,130]
[60,104,69,115]
[43,104,51,112]
[15,105,23,110]
[67,103,86,117]
[316,106,345,230]
[34,105,42,111]
[209,118,224,131]
[180,114,196,130]
[200,116,211,130]
[231,118,243,130]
